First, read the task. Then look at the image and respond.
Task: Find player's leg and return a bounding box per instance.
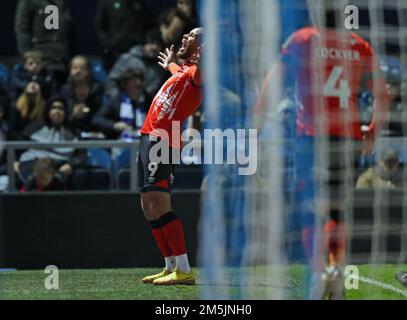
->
[142,191,196,285]
[141,192,175,283]
[323,137,352,300]
[295,135,329,299]
[295,135,317,263]
[138,135,175,283]
[139,135,195,285]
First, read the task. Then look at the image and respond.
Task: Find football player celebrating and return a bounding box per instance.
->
[254,5,390,299]
[139,28,203,285]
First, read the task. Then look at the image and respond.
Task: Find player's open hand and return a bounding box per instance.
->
[158,45,175,71]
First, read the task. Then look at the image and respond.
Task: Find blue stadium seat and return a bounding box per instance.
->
[114,149,131,171]
[86,148,112,190]
[90,60,107,84]
[114,149,131,190]
[87,148,112,170]
[0,64,9,87]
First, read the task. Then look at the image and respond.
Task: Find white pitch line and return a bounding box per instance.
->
[351,275,407,298]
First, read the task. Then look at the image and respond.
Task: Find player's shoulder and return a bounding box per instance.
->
[183,63,198,72]
[292,26,320,41]
[349,31,374,53]
[283,26,319,48]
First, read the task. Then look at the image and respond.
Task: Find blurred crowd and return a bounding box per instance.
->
[0,0,406,193]
[0,0,201,192]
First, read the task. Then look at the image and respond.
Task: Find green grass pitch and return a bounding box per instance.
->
[0,265,406,300]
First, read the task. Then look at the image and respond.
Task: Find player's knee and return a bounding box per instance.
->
[148,204,167,221]
[140,198,154,221]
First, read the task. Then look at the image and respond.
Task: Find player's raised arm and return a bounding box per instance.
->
[253,59,288,131]
[158,44,180,74]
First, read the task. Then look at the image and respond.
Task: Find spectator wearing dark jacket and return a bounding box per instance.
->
[106,29,167,98]
[160,0,198,46]
[65,73,102,136]
[15,0,72,86]
[94,0,155,70]
[92,68,152,139]
[10,50,54,102]
[17,96,87,189]
[60,56,104,102]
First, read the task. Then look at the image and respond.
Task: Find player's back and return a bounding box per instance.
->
[283,26,375,139]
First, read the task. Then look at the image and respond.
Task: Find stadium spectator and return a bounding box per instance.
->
[10,80,46,140]
[20,157,66,192]
[15,0,72,87]
[356,149,403,189]
[65,73,102,136]
[106,29,167,97]
[94,0,154,70]
[92,69,151,139]
[61,56,103,99]
[16,96,87,189]
[68,55,91,78]
[10,50,54,102]
[160,0,198,46]
[379,57,407,137]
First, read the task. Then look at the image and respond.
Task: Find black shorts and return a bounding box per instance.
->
[137,134,175,193]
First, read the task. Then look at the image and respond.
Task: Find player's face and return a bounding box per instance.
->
[177,28,202,61]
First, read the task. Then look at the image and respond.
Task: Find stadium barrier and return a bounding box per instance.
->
[3,141,140,192]
[0,191,201,269]
[0,190,405,270]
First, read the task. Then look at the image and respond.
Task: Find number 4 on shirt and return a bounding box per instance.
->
[323,66,351,109]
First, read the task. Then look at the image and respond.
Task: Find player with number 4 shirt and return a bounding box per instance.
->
[254,22,390,299]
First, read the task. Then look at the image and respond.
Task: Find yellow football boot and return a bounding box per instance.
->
[142,269,173,284]
[153,268,196,285]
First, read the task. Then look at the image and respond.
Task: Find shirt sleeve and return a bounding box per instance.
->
[189,65,202,87]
